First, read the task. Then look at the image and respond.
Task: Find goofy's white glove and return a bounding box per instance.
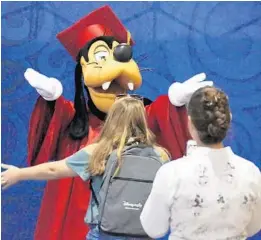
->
[168,73,213,106]
[24,68,63,101]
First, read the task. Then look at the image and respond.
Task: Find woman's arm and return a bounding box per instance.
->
[1,160,76,190]
[1,145,97,190]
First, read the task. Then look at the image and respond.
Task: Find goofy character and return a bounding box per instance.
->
[24,5,212,240]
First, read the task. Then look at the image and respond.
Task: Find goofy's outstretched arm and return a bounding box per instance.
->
[146,73,213,159]
[24,68,76,167]
[24,68,63,101]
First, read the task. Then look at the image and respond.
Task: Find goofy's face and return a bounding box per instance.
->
[80,37,142,113]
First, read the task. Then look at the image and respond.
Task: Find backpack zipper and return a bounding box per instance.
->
[112,177,153,183]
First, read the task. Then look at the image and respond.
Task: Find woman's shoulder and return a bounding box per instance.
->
[83,143,99,154]
[232,154,261,180]
[157,154,194,179]
[154,157,187,185]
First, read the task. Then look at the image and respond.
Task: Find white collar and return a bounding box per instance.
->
[192,146,234,157]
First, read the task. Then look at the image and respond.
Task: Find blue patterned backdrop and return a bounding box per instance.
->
[1,1,261,240]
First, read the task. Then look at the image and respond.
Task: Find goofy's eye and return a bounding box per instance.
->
[94,51,109,62]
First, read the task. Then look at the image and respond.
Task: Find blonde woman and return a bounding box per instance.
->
[1,96,169,240]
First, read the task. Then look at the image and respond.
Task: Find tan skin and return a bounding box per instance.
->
[1,144,98,190]
[81,40,142,113]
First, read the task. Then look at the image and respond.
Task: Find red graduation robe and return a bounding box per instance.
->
[27,95,190,240]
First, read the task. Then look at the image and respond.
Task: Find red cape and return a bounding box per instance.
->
[27,95,190,240]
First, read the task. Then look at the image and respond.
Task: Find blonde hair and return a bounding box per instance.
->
[88,97,169,176]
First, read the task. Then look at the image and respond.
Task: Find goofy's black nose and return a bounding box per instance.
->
[113,44,133,62]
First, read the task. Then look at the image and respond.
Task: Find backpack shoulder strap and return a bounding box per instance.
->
[89,178,99,206]
[90,150,118,206]
[103,150,118,179]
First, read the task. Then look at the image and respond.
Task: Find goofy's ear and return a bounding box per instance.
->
[69,62,89,139]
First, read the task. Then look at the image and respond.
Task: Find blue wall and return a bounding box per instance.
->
[2,2,261,239]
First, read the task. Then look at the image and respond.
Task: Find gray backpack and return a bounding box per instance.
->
[91,144,164,238]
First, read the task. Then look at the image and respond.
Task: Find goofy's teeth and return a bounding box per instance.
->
[102,82,111,90]
[127,82,134,91]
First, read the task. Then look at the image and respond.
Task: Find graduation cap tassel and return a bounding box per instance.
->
[127,30,131,45]
[69,62,89,139]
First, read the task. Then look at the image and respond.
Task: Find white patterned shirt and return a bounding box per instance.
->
[140,147,261,240]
